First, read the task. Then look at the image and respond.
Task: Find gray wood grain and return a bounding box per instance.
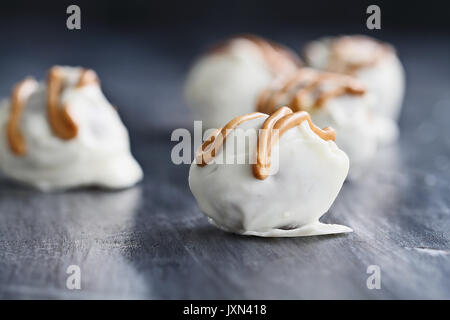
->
[0,22,449,299]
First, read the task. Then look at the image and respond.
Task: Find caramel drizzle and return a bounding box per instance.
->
[6,78,39,155]
[47,67,78,140]
[47,67,99,140]
[240,35,301,75]
[196,107,336,180]
[6,66,100,155]
[209,34,301,76]
[327,36,392,74]
[257,68,365,115]
[196,112,266,166]
[253,107,336,179]
[76,68,99,88]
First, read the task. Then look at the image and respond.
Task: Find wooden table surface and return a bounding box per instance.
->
[0,22,449,299]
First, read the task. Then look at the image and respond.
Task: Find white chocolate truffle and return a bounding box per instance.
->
[0,66,143,191]
[257,68,398,175]
[184,35,301,129]
[189,107,351,237]
[304,35,405,120]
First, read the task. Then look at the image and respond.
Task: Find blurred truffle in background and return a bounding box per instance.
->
[257,68,398,178]
[184,35,301,129]
[304,35,405,121]
[0,66,143,191]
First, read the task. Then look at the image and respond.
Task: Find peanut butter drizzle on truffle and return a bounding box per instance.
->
[76,68,99,88]
[196,112,266,166]
[47,66,99,140]
[327,35,393,74]
[47,66,79,140]
[256,68,366,115]
[6,77,39,156]
[6,66,100,155]
[196,107,336,180]
[253,107,336,180]
[208,34,301,76]
[241,35,301,75]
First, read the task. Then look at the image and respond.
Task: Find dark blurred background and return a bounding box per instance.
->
[1,1,450,299]
[0,0,449,132]
[2,0,450,29]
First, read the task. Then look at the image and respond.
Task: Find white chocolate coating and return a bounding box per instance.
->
[189,115,351,237]
[0,66,143,191]
[256,68,398,176]
[184,37,299,129]
[304,35,405,120]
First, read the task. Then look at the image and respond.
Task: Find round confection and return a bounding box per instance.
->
[189,107,351,237]
[304,35,405,120]
[0,66,143,191]
[257,68,398,176]
[184,35,301,129]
